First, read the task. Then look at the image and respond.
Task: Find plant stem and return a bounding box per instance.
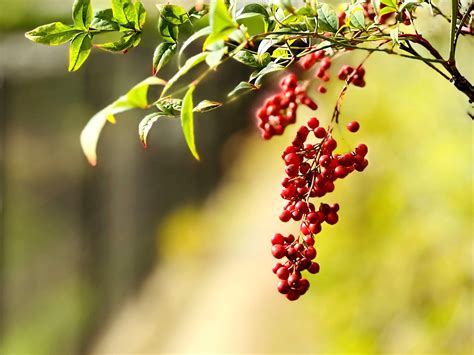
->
[449,0,459,62]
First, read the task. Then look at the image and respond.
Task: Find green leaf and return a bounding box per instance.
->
[206,46,227,67]
[162,52,208,96]
[380,0,398,9]
[156,98,183,115]
[234,50,262,68]
[317,3,338,32]
[111,0,131,25]
[96,32,141,52]
[349,9,366,29]
[91,9,120,31]
[69,32,92,72]
[210,0,235,33]
[157,4,189,25]
[80,76,166,166]
[25,22,81,45]
[179,26,212,63]
[193,100,222,112]
[204,0,237,49]
[72,0,93,29]
[227,81,259,97]
[238,3,269,19]
[253,62,285,85]
[138,113,162,148]
[153,42,177,75]
[379,6,397,15]
[181,85,199,160]
[134,1,147,30]
[159,17,179,43]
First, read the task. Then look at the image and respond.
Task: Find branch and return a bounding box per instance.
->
[449,0,459,62]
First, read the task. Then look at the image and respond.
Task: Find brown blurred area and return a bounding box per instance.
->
[1,0,473,354]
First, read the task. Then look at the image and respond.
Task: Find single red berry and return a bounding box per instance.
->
[347,120,360,132]
[271,233,285,245]
[286,290,300,301]
[278,280,290,294]
[276,266,290,280]
[314,127,327,139]
[279,210,291,222]
[271,244,286,259]
[308,262,320,274]
[325,211,339,225]
[308,117,319,129]
[304,246,317,260]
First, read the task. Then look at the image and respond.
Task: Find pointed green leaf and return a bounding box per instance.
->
[162,52,208,96]
[156,98,183,115]
[206,46,227,67]
[72,0,93,29]
[349,9,366,29]
[25,22,81,45]
[204,0,237,49]
[379,6,397,15]
[227,81,259,97]
[138,113,162,148]
[134,2,147,30]
[153,42,177,75]
[157,4,189,25]
[96,32,141,52]
[193,100,222,112]
[234,50,262,68]
[80,76,166,166]
[178,26,212,64]
[91,9,120,31]
[181,85,199,160]
[317,4,338,32]
[158,17,179,43]
[69,32,92,72]
[210,0,236,33]
[111,0,131,24]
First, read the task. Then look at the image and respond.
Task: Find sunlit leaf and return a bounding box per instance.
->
[162,52,208,96]
[157,4,189,25]
[204,0,237,49]
[72,0,93,29]
[80,76,166,166]
[138,113,162,148]
[179,26,212,64]
[153,42,177,75]
[227,81,259,97]
[181,85,200,160]
[25,22,81,45]
[91,9,120,31]
[68,32,92,72]
[96,32,141,52]
[193,100,222,112]
[317,3,338,32]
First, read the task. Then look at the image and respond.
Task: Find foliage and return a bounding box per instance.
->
[25,0,473,164]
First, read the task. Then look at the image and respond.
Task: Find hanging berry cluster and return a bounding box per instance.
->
[256,49,370,301]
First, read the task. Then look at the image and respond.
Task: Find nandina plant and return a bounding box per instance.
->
[26,0,473,301]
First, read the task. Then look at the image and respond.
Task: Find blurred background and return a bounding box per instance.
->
[0,0,473,354]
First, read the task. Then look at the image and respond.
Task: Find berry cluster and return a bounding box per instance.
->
[338,65,366,87]
[256,74,318,140]
[254,51,369,301]
[298,49,367,92]
[272,117,368,300]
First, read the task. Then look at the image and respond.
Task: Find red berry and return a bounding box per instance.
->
[314,127,327,139]
[271,244,286,259]
[347,120,360,132]
[276,266,290,280]
[278,280,290,294]
[308,117,319,129]
[271,233,285,245]
[308,262,320,274]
